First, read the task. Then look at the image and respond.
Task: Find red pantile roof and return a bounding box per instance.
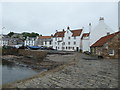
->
[53,29,82,37]
[81,33,90,39]
[91,31,120,47]
[71,29,83,36]
[54,31,66,37]
[39,36,52,39]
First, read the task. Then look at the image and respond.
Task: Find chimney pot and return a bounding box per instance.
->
[99,17,104,21]
[89,23,91,26]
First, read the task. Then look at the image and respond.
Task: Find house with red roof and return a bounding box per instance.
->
[52,26,83,51]
[90,31,120,59]
[90,17,114,46]
[36,35,53,47]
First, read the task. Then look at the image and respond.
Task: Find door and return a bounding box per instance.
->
[76,47,79,52]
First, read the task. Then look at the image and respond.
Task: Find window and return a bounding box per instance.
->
[62,47,64,50]
[73,47,74,50]
[49,41,52,45]
[55,37,57,41]
[74,42,76,45]
[74,36,76,39]
[58,47,59,49]
[68,37,70,39]
[66,47,67,49]
[68,47,70,49]
[58,42,59,45]
[55,42,56,44]
[68,42,70,45]
[45,41,47,45]
[109,49,114,56]
[62,42,65,45]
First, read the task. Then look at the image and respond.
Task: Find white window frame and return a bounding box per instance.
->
[109,49,114,56]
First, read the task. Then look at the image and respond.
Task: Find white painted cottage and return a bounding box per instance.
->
[52,27,83,51]
[36,36,53,47]
[81,32,90,52]
[90,17,114,46]
[24,37,36,46]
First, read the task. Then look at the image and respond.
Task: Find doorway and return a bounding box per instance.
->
[76,47,79,52]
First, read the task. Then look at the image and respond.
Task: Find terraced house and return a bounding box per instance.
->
[36,35,53,47]
[52,26,83,51]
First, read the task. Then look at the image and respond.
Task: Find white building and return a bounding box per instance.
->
[36,36,53,47]
[81,33,90,52]
[52,27,83,51]
[0,35,9,46]
[90,17,114,46]
[24,37,36,46]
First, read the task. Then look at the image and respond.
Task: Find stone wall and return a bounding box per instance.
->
[91,33,120,59]
[2,48,19,55]
[18,49,47,60]
[103,33,120,59]
[2,49,47,61]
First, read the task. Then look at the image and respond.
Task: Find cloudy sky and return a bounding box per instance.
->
[2,2,118,35]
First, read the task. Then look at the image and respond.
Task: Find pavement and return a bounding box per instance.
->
[4,52,118,88]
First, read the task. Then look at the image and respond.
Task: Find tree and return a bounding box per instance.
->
[7,32,14,37]
[22,32,39,38]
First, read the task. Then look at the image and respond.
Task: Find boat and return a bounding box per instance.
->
[27,46,40,50]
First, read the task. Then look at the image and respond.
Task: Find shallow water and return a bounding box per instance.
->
[1,60,40,85]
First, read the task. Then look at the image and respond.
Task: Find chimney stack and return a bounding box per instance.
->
[63,29,65,32]
[67,26,70,30]
[56,30,58,33]
[99,17,104,23]
[89,23,91,33]
[51,34,53,37]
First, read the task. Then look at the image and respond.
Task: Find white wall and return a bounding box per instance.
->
[24,40,35,46]
[53,29,83,51]
[90,19,114,46]
[43,41,52,47]
[82,37,90,52]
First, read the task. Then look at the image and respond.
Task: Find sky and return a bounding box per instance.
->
[2,2,118,35]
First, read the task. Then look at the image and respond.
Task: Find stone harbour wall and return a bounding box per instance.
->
[2,49,47,61]
[18,49,47,60]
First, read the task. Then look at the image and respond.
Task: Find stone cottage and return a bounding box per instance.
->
[90,31,120,59]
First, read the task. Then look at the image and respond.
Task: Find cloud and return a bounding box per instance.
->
[2,2,118,35]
